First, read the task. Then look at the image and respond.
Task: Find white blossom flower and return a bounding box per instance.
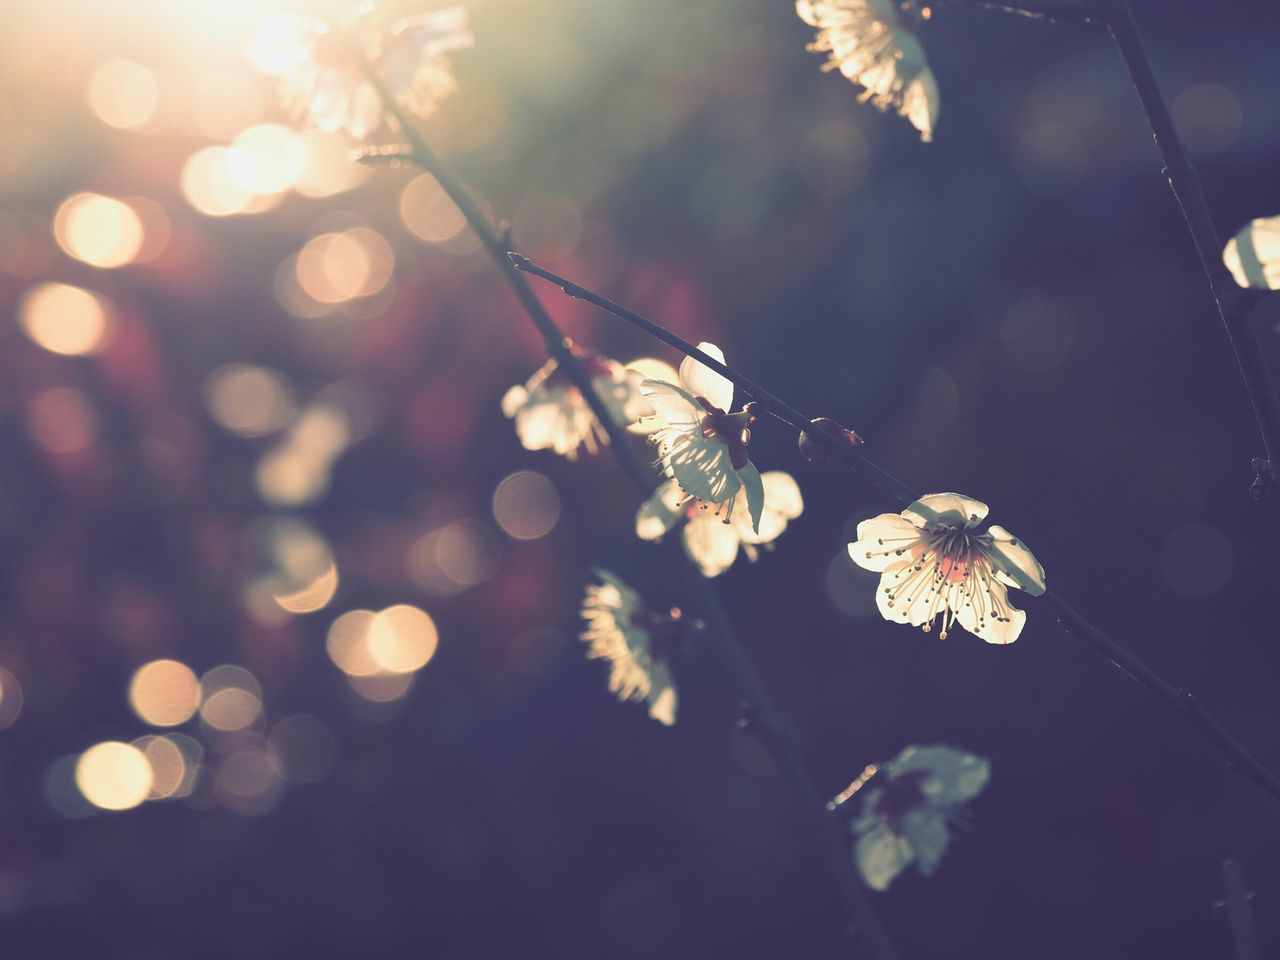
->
[635,472,804,577]
[843,745,991,891]
[1223,215,1280,290]
[796,0,940,142]
[579,569,677,726]
[248,6,472,140]
[848,493,1045,644]
[639,343,765,534]
[502,351,651,460]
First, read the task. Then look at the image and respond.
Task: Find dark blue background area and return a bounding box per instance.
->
[2,0,1280,957]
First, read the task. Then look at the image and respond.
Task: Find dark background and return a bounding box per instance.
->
[1,0,1279,956]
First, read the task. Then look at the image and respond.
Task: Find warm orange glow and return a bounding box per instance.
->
[367,605,439,674]
[53,193,145,268]
[228,123,308,195]
[76,741,153,811]
[199,665,263,732]
[181,146,255,217]
[128,659,201,727]
[28,387,97,455]
[86,59,159,131]
[399,173,467,243]
[326,609,382,677]
[492,470,561,540]
[273,561,339,614]
[295,228,394,304]
[348,672,415,703]
[295,130,371,198]
[204,363,295,438]
[132,733,201,800]
[18,282,111,356]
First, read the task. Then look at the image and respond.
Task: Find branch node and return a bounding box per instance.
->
[1250,459,1276,499]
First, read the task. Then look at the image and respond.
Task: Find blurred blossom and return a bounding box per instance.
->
[53,193,144,269]
[228,123,309,195]
[848,493,1045,644]
[640,343,764,533]
[1223,215,1280,290]
[248,7,473,140]
[205,364,297,438]
[408,519,502,596]
[840,745,991,890]
[125,196,172,263]
[492,470,560,541]
[399,171,467,243]
[1171,82,1242,156]
[796,0,939,142]
[1159,523,1234,598]
[75,742,153,812]
[18,283,112,356]
[502,350,650,460]
[128,659,201,727]
[580,569,677,726]
[86,59,159,131]
[199,665,264,732]
[269,714,336,784]
[636,471,804,578]
[27,387,97,456]
[0,668,23,730]
[245,518,340,619]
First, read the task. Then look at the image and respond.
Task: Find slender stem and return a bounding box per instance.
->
[358,63,900,960]
[1101,0,1280,496]
[941,0,1100,22]
[509,255,918,506]
[1219,859,1260,960]
[515,256,1280,808]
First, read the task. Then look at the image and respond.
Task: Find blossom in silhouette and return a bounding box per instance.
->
[1223,215,1280,289]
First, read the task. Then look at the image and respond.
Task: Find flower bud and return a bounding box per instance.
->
[798,416,862,463]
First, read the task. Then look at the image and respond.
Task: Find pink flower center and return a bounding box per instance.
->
[694,397,756,470]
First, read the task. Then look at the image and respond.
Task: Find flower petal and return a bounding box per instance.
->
[635,480,685,542]
[737,460,765,535]
[639,379,702,426]
[902,493,988,529]
[500,384,528,417]
[646,663,677,726]
[985,525,1046,596]
[849,513,922,573]
[1223,215,1280,290]
[682,515,743,577]
[893,746,991,805]
[738,471,802,545]
[678,342,734,413]
[900,810,950,875]
[855,823,913,892]
[902,69,940,143]
[954,581,1027,645]
[874,559,938,629]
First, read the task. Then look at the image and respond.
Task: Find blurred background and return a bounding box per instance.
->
[1,0,1278,956]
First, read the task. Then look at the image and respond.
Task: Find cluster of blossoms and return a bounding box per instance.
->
[836,745,991,890]
[248,5,473,140]
[795,0,940,141]
[502,350,652,460]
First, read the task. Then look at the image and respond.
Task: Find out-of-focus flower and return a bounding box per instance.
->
[1223,215,1280,290]
[639,343,765,533]
[579,569,678,726]
[848,493,1045,644]
[502,351,650,460]
[796,0,939,142]
[248,6,472,140]
[635,472,803,577]
[840,745,990,891]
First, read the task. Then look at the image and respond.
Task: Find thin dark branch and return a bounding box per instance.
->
[939,0,1100,22]
[1101,0,1280,496]
[357,62,901,960]
[1218,859,1261,960]
[515,256,1280,809]
[509,255,917,505]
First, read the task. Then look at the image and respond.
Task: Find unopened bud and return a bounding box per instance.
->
[798,416,862,462]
